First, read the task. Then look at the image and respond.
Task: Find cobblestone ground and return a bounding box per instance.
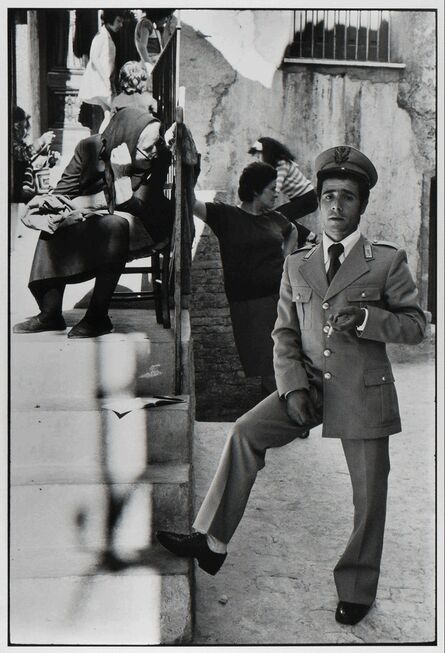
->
[192,359,437,645]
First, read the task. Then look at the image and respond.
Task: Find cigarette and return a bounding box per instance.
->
[327,325,333,338]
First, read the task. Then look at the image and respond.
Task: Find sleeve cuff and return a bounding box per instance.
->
[356,307,369,332]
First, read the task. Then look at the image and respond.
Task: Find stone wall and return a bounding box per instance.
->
[190,223,263,421]
[181,10,436,420]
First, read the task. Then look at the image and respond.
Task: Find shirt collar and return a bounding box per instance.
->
[323,228,361,264]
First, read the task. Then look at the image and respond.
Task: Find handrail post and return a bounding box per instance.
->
[174,106,183,395]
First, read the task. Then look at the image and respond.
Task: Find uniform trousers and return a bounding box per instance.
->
[193,391,390,606]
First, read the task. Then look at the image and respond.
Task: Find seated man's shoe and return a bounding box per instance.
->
[13,313,66,333]
[67,315,113,339]
[157,531,226,576]
[335,601,372,625]
[298,429,310,439]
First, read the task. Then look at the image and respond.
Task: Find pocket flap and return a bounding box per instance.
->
[364,368,395,386]
[347,287,381,302]
[292,286,312,303]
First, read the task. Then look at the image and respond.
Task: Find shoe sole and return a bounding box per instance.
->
[13,327,67,334]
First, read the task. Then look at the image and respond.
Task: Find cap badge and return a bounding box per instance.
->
[334,146,351,164]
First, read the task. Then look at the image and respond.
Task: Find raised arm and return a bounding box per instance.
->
[191,187,207,222]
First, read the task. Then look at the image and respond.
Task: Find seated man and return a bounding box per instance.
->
[157,145,426,625]
[13,107,173,338]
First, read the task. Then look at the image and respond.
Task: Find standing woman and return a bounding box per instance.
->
[193,161,303,396]
[249,137,318,234]
[78,9,125,133]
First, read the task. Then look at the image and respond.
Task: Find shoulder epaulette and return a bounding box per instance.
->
[290,243,317,257]
[372,240,400,249]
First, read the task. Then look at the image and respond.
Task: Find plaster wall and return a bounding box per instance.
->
[180,9,435,420]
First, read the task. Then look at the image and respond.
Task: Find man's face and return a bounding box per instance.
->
[134,122,161,169]
[319,176,365,241]
[109,16,124,32]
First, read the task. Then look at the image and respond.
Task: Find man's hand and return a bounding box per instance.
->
[286,389,319,427]
[328,306,366,332]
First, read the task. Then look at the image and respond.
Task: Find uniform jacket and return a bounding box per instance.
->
[272,234,426,439]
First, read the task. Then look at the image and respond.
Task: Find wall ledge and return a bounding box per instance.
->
[283,57,406,69]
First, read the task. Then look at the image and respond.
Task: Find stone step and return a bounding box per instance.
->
[11,331,175,401]
[11,398,192,480]
[11,465,192,559]
[10,547,192,645]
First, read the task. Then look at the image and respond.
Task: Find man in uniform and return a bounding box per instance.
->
[158,146,426,625]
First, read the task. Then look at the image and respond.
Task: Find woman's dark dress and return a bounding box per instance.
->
[205,201,295,377]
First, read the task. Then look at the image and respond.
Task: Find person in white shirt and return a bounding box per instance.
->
[78,10,125,133]
[157,145,426,627]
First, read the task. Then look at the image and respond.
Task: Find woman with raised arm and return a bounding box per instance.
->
[193,161,307,396]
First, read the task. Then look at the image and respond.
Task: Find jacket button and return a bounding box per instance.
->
[323,325,330,334]
[322,302,329,310]
[324,372,332,380]
[296,293,301,300]
[382,376,386,381]
[323,349,331,357]
[361,291,366,297]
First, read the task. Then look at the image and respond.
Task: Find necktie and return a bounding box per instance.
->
[326,243,344,284]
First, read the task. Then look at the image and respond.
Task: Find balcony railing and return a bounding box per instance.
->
[286,10,398,65]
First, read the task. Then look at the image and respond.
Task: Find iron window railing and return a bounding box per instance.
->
[287,10,393,63]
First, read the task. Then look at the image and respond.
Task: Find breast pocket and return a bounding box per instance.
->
[346,286,381,307]
[364,368,399,425]
[292,286,312,329]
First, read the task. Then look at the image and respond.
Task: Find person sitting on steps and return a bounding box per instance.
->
[13,107,173,339]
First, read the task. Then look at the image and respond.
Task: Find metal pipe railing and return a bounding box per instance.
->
[152,17,185,394]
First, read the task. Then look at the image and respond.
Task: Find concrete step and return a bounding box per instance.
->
[12,332,175,401]
[11,398,192,481]
[10,545,192,645]
[11,464,192,557]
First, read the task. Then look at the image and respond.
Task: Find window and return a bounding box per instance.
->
[285,10,397,65]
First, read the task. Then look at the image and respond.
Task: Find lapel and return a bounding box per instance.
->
[324,235,370,300]
[299,244,329,299]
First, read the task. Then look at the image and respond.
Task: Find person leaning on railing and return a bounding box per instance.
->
[13,107,173,339]
[190,159,314,399]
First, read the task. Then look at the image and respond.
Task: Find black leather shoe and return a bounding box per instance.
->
[67,315,113,338]
[13,313,66,333]
[157,531,226,575]
[298,429,310,439]
[335,601,372,625]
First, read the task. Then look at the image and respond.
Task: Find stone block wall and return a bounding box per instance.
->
[190,224,263,421]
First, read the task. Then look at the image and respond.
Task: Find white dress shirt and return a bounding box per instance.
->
[322,229,368,331]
